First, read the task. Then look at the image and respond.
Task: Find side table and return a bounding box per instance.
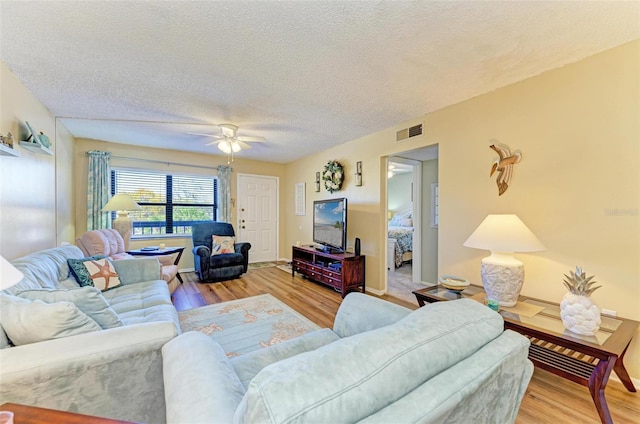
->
[126,246,185,284]
[413,285,638,424]
[0,403,138,423]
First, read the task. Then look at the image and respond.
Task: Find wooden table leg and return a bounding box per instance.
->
[613,345,637,392]
[588,357,616,424]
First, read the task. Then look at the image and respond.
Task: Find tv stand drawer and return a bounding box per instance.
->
[291,245,365,298]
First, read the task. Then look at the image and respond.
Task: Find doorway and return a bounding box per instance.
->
[237,174,279,263]
[385,145,439,304]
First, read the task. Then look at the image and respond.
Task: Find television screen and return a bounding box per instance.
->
[313,198,347,252]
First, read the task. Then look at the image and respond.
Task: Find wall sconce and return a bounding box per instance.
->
[355,161,362,186]
[315,172,321,192]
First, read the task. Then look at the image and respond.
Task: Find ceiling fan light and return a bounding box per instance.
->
[218,140,231,154]
[231,141,241,152]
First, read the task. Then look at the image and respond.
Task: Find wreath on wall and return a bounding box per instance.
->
[322,160,344,193]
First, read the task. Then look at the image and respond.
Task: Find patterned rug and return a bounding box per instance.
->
[178,294,320,357]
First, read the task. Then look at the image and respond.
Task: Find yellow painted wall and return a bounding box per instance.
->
[282,40,640,378]
[0,62,75,259]
[73,138,285,269]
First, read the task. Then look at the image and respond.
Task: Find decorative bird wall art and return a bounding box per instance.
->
[489,143,521,196]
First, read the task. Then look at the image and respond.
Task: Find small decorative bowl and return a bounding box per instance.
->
[438,275,470,293]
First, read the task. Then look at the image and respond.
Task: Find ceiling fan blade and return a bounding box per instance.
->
[187,132,223,138]
[237,135,266,142]
[236,140,252,150]
[205,140,222,146]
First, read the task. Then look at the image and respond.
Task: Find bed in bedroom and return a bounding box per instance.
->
[388,211,413,268]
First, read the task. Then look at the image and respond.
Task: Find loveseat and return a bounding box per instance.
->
[163,294,534,423]
[0,245,180,423]
[76,229,180,293]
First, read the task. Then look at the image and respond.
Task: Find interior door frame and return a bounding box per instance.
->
[388,157,422,284]
[236,173,280,262]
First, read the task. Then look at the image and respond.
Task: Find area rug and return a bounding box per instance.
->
[248,261,277,269]
[178,294,320,357]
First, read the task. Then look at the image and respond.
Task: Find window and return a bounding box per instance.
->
[111,169,217,236]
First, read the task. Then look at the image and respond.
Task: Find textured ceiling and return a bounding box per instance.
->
[1,1,638,164]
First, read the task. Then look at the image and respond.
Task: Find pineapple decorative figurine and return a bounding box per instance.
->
[560,266,602,336]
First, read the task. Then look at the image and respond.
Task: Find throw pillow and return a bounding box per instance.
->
[68,257,122,291]
[68,255,106,284]
[16,287,124,329]
[0,294,101,346]
[211,235,235,256]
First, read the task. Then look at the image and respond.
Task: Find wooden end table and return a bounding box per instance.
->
[0,403,138,423]
[413,284,638,424]
[126,246,185,284]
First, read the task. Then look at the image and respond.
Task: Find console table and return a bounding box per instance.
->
[0,403,137,423]
[291,245,365,297]
[413,284,638,424]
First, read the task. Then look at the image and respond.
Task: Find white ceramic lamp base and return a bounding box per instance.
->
[480,253,524,307]
[112,212,133,251]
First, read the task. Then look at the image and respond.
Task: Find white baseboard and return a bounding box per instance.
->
[179,267,194,273]
[365,287,385,296]
[608,373,640,388]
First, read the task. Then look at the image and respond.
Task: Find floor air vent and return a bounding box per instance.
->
[396,124,423,142]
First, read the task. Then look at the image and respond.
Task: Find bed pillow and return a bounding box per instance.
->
[16,287,124,329]
[0,294,101,346]
[389,214,413,227]
[68,257,122,291]
[211,235,235,255]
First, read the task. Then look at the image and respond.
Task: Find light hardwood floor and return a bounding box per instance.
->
[173,266,640,424]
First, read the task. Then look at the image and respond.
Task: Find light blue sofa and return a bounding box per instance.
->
[163,293,534,424]
[0,245,180,423]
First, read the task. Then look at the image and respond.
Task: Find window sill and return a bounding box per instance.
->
[132,234,192,241]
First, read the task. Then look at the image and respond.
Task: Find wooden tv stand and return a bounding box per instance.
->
[291,245,365,298]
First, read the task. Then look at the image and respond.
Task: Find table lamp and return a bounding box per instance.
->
[463,214,545,307]
[0,255,24,291]
[102,194,142,250]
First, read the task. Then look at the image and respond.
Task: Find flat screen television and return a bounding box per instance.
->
[313,197,347,253]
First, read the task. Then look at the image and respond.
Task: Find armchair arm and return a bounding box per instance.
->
[333,292,411,338]
[0,321,177,423]
[192,245,211,278]
[111,257,162,284]
[234,242,251,272]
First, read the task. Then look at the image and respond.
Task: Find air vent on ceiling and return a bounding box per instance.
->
[396,124,423,142]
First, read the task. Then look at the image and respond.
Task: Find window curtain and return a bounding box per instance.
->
[87,150,111,230]
[217,165,231,222]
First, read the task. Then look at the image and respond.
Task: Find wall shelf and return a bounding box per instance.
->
[0,143,20,157]
[19,141,53,155]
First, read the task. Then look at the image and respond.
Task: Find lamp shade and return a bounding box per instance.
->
[463,214,545,253]
[0,255,24,290]
[102,194,142,212]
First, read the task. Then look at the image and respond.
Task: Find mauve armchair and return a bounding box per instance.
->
[191,222,251,283]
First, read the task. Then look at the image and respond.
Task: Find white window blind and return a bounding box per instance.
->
[111,169,217,236]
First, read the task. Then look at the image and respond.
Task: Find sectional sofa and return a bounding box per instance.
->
[0,245,534,423]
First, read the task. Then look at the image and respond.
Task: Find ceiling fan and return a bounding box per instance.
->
[189,123,266,155]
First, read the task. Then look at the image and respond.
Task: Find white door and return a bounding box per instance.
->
[237,174,278,263]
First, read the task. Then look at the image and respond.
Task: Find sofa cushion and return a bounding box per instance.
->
[5,245,86,295]
[231,328,341,389]
[68,258,122,291]
[211,235,235,255]
[235,299,503,423]
[102,280,180,332]
[163,332,246,424]
[16,287,124,329]
[0,294,101,346]
[210,253,245,267]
